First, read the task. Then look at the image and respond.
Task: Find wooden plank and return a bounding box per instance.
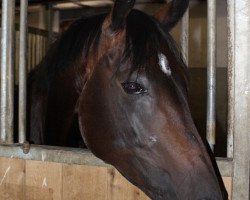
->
[25,160,62,200]
[28,34,32,72]
[106,168,149,200]
[0,157,25,200]
[62,164,149,200]
[15,31,20,85]
[62,164,110,200]
[31,34,36,69]
[0,157,233,200]
[222,177,232,200]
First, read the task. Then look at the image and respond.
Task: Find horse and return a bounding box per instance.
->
[27,0,228,199]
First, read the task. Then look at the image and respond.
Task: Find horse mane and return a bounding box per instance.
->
[31,14,105,89]
[31,9,188,90]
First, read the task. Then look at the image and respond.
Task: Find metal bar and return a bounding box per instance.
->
[36,35,39,65]
[39,36,43,62]
[47,3,54,45]
[232,1,250,199]
[18,0,28,144]
[206,0,216,151]
[226,0,234,158]
[28,34,32,71]
[0,0,16,144]
[31,34,36,67]
[181,7,189,65]
[0,144,233,177]
[0,144,108,167]
[15,31,20,85]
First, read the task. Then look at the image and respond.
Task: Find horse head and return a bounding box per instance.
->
[78,0,227,199]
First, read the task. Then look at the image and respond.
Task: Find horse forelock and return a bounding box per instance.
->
[121,10,189,90]
[33,9,188,92]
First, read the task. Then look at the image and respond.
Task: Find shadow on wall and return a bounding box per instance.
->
[188,68,228,157]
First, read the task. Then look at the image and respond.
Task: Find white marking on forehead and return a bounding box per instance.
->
[158,53,171,76]
[148,136,157,147]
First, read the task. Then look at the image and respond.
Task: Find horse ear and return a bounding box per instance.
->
[154,0,189,31]
[103,0,135,33]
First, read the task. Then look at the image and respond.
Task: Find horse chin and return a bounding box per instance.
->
[172,156,225,200]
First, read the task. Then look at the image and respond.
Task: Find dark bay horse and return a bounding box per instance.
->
[28,0,227,199]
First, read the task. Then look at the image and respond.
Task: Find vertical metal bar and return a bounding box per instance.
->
[206,0,216,151]
[232,1,250,199]
[227,0,234,158]
[0,0,15,144]
[181,7,189,65]
[18,0,28,144]
[15,31,20,85]
[43,37,48,56]
[47,3,54,46]
[39,35,43,62]
[36,35,39,65]
[28,34,32,71]
[32,34,36,68]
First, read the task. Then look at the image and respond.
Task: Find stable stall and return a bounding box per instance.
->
[0,0,249,199]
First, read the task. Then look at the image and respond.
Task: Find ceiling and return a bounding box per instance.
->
[3,0,205,18]
[0,0,205,11]
[0,0,163,13]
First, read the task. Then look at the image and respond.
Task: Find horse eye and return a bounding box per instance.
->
[121,82,147,94]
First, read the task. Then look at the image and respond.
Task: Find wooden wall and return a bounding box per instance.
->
[0,157,232,200]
